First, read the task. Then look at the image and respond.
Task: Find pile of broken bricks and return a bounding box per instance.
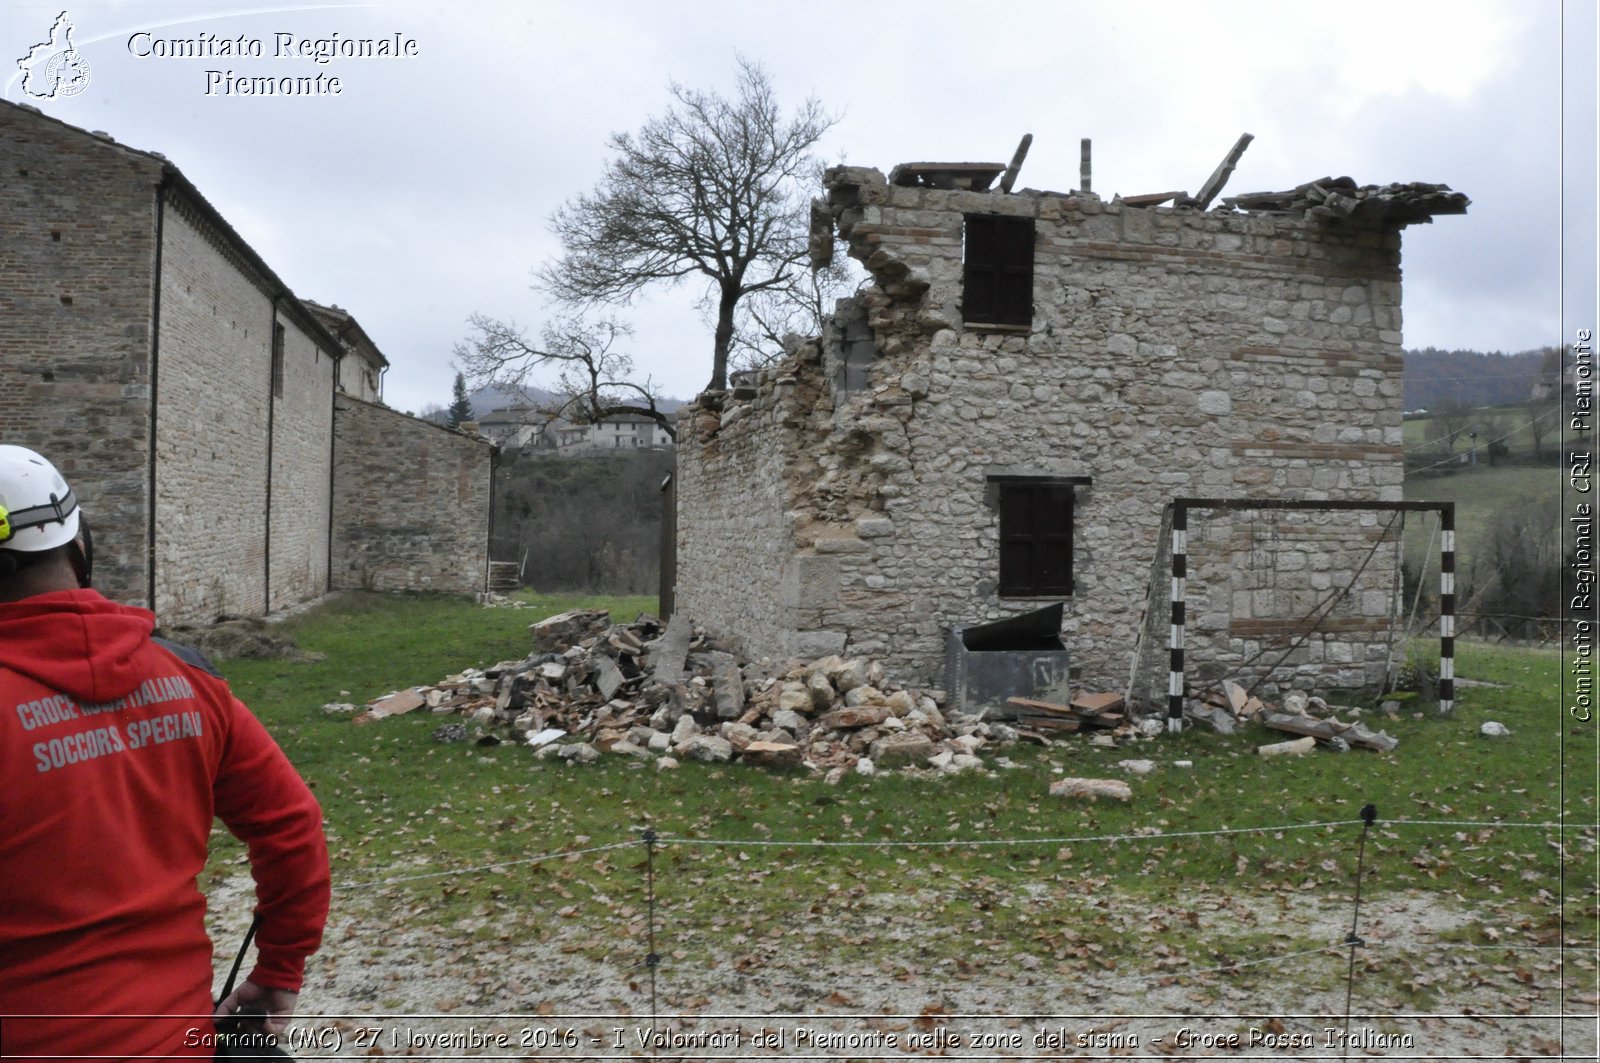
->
[344,609,1021,780]
[1187,679,1399,755]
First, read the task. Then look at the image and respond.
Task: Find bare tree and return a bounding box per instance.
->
[454,315,676,440]
[1425,399,1474,455]
[724,253,859,373]
[540,58,837,393]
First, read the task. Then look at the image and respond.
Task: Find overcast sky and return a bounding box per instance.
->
[5,0,1595,415]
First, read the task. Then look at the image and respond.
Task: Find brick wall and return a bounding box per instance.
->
[331,395,491,595]
[0,102,159,606]
[678,165,1424,699]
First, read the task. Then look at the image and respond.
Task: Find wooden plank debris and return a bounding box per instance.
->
[1071,691,1125,714]
[1121,190,1188,208]
[1192,132,1255,211]
[999,133,1033,194]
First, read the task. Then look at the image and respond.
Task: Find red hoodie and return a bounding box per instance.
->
[0,590,330,1061]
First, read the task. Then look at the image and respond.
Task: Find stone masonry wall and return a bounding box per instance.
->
[268,312,335,612]
[678,165,1413,699]
[153,199,275,622]
[0,103,159,607]
[331,394,491,596]
[675,354,830,659]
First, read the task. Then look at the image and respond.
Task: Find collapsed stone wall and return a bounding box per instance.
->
[331,394,492,596]
[0,103,159,607]
[680,162,1419,696]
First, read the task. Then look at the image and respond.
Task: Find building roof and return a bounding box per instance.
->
[303,300,391,371]
[1,99,348,358]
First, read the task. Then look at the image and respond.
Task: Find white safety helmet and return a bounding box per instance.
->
[0,445,81,554]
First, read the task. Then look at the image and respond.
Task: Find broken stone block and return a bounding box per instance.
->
[1480,721,1511,737]
[680,734,734,763]
[854,757,876,776]
[949,733,984,756]
[556,742,602,765]
[806,670,835,709]
[720,721,758,751]
[777,682,813,714]
[818,703,889,730]
[741,740,800,764]
[870,731,936,764]
[530,609,610,652]
[1118,759,1156,775]
[834,659,869,693]
[842,684,883,708]
[950,753,984,773]
[706,651,744,720]
[928,749,954,771]
[646,731,672,754]
[1049,777,1132,802]
[1258,736,1316,756]
[670,715,699,745]
[771,708,807,734]
[885,689,917,715]
[656,756,679,771]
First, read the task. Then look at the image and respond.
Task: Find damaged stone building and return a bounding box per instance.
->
[1,100,492,622]
[674,148,1466,709]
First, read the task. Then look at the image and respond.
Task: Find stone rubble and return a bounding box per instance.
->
[1188,678,1400,753]
[353,609,1029,778]
[348,610,1413,773]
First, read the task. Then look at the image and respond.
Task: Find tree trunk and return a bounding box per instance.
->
[708,284,738,393]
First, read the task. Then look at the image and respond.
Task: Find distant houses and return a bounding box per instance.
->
[471,397,677,456]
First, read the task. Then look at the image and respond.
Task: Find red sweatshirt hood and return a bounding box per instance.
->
[0,589,157,704]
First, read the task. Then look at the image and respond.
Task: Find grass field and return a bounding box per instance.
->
[207,592,1595,999]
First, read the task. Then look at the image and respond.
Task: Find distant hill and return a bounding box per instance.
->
[1402,347,1553,410]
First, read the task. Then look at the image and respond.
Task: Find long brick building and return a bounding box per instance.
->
[1,100,492,622]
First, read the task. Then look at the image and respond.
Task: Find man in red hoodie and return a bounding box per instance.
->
[0,446,331,1060]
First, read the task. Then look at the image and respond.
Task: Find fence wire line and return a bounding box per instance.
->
[314,817,1574,894]
[657,819,1361,850]
[1384,819,1570,830]
[329,839,638,892]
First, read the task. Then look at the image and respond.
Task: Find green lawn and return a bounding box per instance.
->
[206,595,1595,980]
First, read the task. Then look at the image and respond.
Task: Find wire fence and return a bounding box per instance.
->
[206,809,1597,1060]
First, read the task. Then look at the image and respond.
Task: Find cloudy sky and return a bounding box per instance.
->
[5,0,1594,415]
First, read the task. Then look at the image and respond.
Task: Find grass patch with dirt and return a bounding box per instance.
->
[203,593,1595,1046]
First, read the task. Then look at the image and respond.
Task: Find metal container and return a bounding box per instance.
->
[945,603,1072,718]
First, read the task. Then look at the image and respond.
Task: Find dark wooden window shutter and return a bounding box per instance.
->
[962,214,1034,326]
[998,480,1074,596]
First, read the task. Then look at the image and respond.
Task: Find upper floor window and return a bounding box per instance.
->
[962,214,1034,327]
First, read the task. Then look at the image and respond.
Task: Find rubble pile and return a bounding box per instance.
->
[1185,680,1399,753]
[350,609,1010,778]
[1222,177,1469,227]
